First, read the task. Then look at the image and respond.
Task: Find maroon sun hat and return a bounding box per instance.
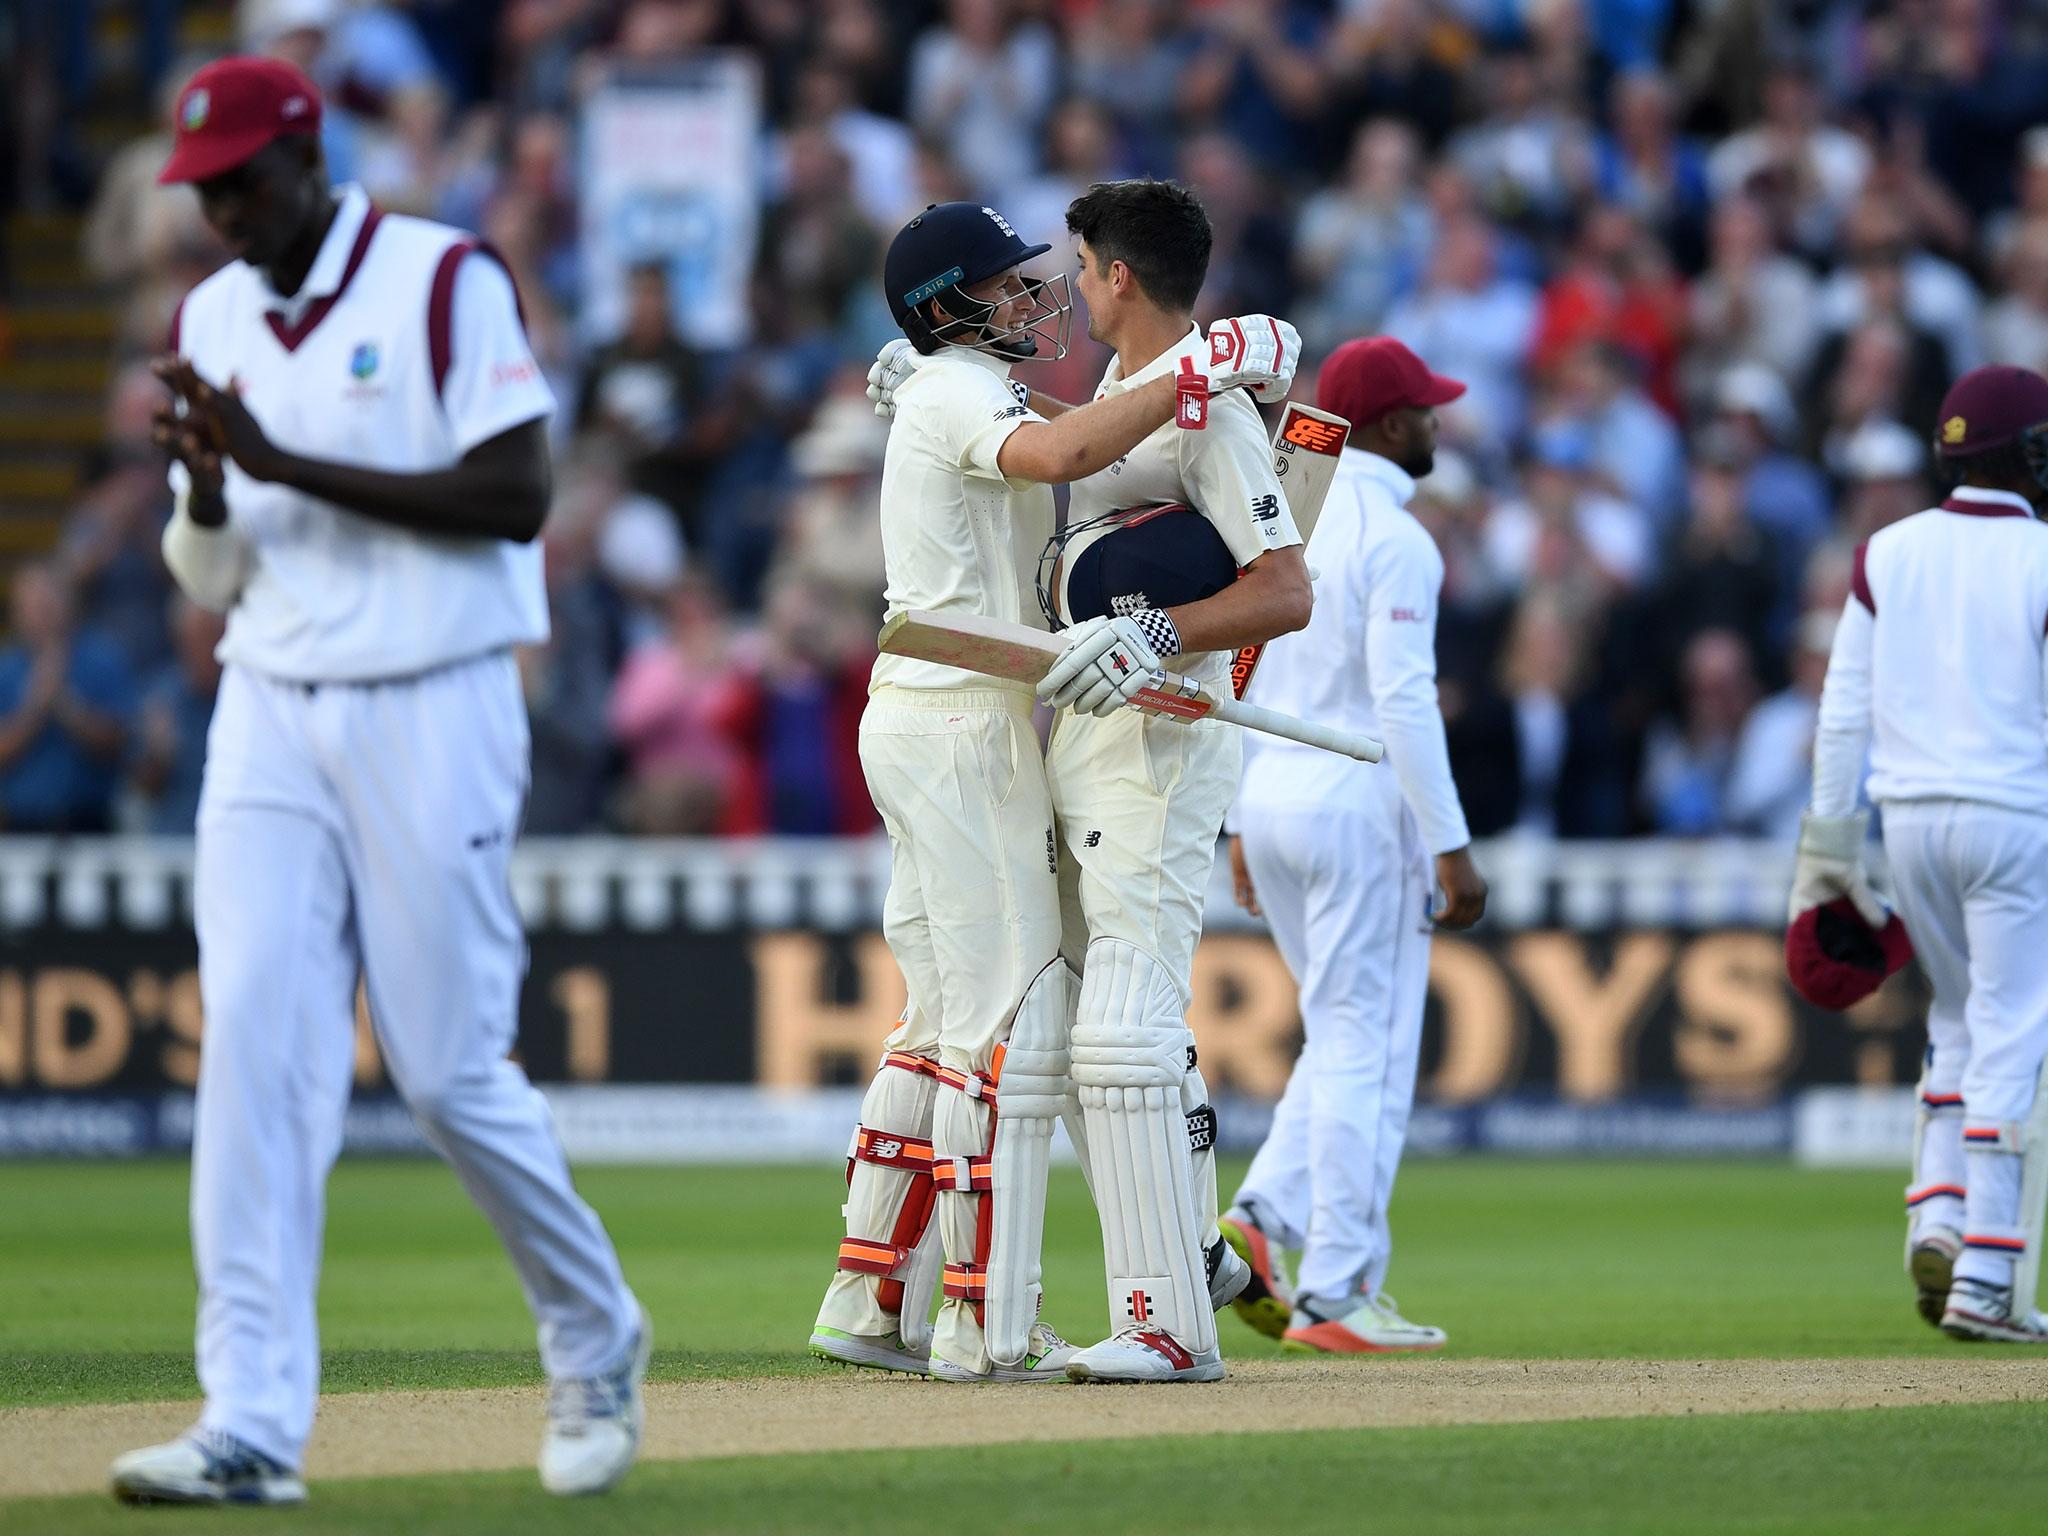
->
[1785,897,1914,1011]
[1316,337,1465,428]
[158,57,324,186]
[1933,364,2048,458]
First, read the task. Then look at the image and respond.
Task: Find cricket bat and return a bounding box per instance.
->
[879,609,1384,763]
[1230,400,1350,700]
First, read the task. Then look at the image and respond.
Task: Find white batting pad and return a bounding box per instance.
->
[1071,939,1216,1355]
[983,960,1079,1365]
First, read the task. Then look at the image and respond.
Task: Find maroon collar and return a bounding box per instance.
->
[1941,489,2034,518]
[265,207,384,353]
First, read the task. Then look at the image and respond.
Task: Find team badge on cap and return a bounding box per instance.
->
[1944,415,1968,445]
[181,89,210,131]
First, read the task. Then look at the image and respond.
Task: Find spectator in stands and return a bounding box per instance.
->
[1709,362,1831,642]
[127,598,224,835]
[1834,418,1930,545]
[760,126,883,349]
[720,574,877,836]
[1685,192,1821,399]
[1384,215,1539,460]
[1528,202,1687,414]
[1984,126,2048,271]
[1593,68,1711,272]
[1804,310,1948,484]
[1323,0,1463,154]
[1006,97,1124,253]
[1816,193,1984,379]
[1066,0,1187,176]
[1651,434,1778,686]
[1706,58,1870,259]
[1175,0,1329,174]
[780,394,888,606]
[1294,118,1432,351]
[241,0,366,182]
[1180,130,1297,321]
[0,564,136,834]
[787,57,917,229]
[1446,46,1593,230]
[1724,609,1836,840]
[1485,419,1654,595]
[1986,219,2048,374]
[576,262,717,534]
[1639,628,1759,837]
[59,365,176,677]
[908,0,1059,202]
[1549,338,1687,531]
[608,574,749,835]
[523,458,632,834]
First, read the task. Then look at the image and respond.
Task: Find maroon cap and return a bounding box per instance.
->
[1784,897,1913,1011]
[158,57,323,186]
[1934,364,2048,458]
[1315,337,1465,428]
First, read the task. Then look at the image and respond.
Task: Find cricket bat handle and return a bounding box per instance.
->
[1210,693,1385,763]
[1134,671,1385,762]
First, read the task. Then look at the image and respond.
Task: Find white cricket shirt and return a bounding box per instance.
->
[871,345,1054,694]
[1234,449,1471,854]
[1060,326,1303,686]
[1812,485,2048,817]
[169,184,555,683]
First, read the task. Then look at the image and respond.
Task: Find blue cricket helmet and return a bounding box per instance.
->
[883,202,1071,360]
[1043,505,1240,627]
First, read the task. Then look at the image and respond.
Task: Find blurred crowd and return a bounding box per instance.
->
[5,0,2048,840]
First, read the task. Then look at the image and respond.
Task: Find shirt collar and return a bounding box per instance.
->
[1344,446,1416,505]
[1101,326,1205,392]
[264,183,371,316]
[1943,485,2037,518]
[940,343,1019,380]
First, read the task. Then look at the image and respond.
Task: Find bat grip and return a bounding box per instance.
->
[1210,696,1386,763]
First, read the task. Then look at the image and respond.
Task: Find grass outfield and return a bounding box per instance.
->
[5,1156,2021,1535]
[9,1405,2048,1535]
[2,1156,1943,1406]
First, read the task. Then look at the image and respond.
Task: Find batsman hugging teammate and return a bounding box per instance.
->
[809,198,1296,1382]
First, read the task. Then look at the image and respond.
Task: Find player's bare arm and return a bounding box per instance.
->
[995,376,1180,483]
[1157,545,1311,654]
[155,357,552,542]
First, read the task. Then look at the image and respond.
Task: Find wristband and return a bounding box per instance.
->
[1134,607,1182,660]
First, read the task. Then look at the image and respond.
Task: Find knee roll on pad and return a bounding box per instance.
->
[1073,938,1216,1355]
[835,1050,939,1319]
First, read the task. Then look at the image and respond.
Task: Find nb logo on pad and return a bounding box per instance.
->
[869,1138,904,1160]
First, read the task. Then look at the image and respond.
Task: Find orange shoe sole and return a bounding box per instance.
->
[1281,1320,1446,1355]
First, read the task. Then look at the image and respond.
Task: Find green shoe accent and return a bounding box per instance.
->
[1219,1217,1293,1342]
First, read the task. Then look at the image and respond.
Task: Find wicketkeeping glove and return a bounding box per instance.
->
[1788,810,1888,928]
[866,338,920,419]
[1038,613,1175,717]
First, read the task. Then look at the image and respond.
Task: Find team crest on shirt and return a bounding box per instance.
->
[350,342,379,380]
[344,341,386,401]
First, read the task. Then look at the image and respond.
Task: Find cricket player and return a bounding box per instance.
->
[810,200,1293,1382]
[1031,180,1314,1383]
[1796,365,2048,1343]
[1216,337,1487,1354]
[110,59,645,1504]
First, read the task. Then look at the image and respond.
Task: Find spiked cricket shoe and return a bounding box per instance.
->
[931,1320,1079,1382]
[1066,1327,1225,1383]
[110,1429,306,1506]
[1283,1293,1447,1354]
[1218,1207,1294,1340]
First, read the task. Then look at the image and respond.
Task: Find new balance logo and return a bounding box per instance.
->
[1250,493,1280,523]
[1084,830,1101,848]
[869,1138,904,1160]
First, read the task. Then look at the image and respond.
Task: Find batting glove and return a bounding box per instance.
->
[1788,810,1889,928]
[1038,613,1176,717]
[866,338,920,420]
[1203,315,1301,402]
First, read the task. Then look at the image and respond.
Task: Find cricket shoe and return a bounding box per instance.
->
[1065,1328,1226,1384]
[541,1303,652,1496]
[1207,1232,1252,1311]
[1908,1227,1961,1330]
[1218,1206,1294,1340]
[930,1321,1079,1382]
[1282,1293,1447,1355]
[1940,1278,2048,1344]
[809,1325,932,1376]
[110,1428,307,1506]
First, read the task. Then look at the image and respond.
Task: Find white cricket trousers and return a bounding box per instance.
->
[191,653,637,1469]
[1234,782,1434,1303]
[1883,799,2048,1288]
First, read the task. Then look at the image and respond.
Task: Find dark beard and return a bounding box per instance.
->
[1406,445,1436,479]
